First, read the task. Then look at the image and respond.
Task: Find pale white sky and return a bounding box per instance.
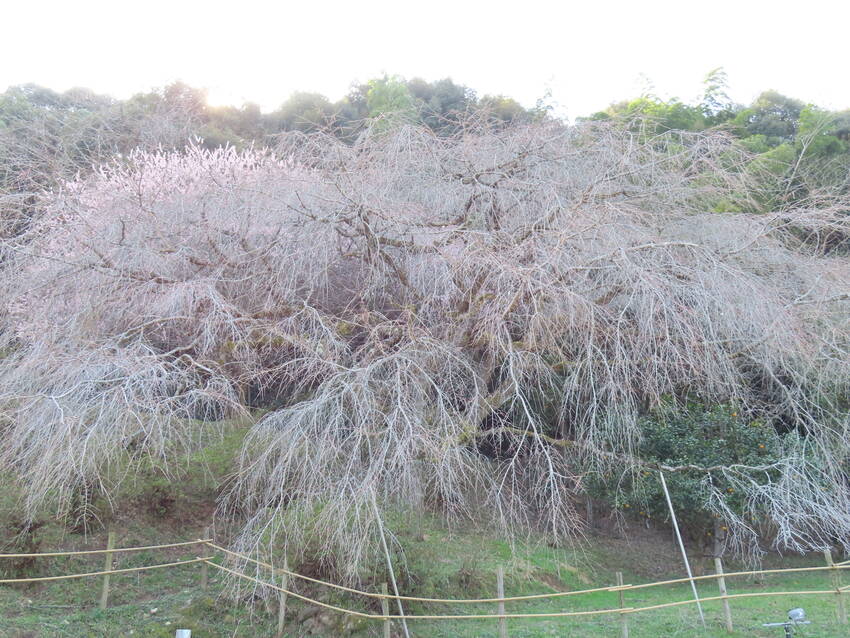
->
[3,0,848,118]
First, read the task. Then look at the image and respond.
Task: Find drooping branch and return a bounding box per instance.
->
[0,116,848,576]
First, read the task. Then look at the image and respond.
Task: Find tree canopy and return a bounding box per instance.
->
[1,72,850,575]
[2,114,849,572]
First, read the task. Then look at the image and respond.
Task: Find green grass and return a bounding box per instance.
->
[0,555,277,637]
[384,525,850,638]
[403,563,849,638]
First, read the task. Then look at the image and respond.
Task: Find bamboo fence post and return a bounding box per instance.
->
[823,549,847,624]
[200,559,208,592]
[99,530,116,610]
[497,565,508,638]
[276,556,288,637]
[381,582,391,638]
[200,529,209,592]
[714,557,733,632]
[616,572,629,638]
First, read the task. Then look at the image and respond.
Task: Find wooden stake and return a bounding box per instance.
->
[714,557,733,632]
[616,572,629,638]
[200,559,208,592]
[823,549,847,624]
[99,530,116,610]
[200,527,209,592]
[497,565,508,638]
[381,582,391,638]
[276,556,288,637]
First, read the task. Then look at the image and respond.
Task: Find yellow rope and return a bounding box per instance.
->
[205,560,378,619]
[624,589,838,614]
[3,536,846,620]
[0,538,844,623]
[206,541,850,604]
[0,556,212,584]
[208,559,633,620]
[625,563,850,590]
[206,542,624,603]
[390,584,627,605]
[205,559,848,621]
[208,542,386,599]
[385,607,633,620]
[0,539,212,559]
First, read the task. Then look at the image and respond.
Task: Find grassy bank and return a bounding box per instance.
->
[1,428,846,637]
[1,520,846,637]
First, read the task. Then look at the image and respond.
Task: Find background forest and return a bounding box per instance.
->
[5,69,850,221]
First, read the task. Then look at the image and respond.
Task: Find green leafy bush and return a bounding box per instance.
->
[590,404,784,543]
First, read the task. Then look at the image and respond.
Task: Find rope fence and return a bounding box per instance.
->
[0,539,212,559]
[0,557,212,584]
[206,541,628,603]
[205,544,850,622]
[1,535,848,634]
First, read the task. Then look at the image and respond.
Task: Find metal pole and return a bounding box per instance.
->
[659,471,706,626]
[371,492,410,638]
